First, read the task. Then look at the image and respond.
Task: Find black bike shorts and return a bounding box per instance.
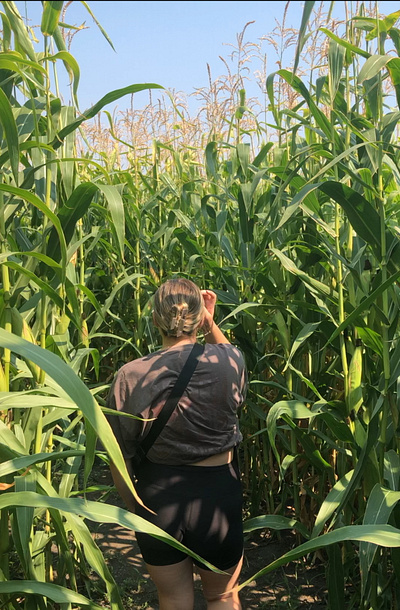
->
[133,457,243,570]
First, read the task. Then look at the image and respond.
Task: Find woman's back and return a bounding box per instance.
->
[108,342,247,465]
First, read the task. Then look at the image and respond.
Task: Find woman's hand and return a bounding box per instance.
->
[200,289,216,330]
[200,289,230,344]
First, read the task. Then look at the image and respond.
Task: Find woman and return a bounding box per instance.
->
[107,278,247,610]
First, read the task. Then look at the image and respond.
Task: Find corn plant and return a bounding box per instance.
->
[3,1,400,609]
[0,2,173,608]
[81,3,400,607]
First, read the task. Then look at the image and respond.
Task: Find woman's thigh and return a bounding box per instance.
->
[146,557,195,609]
[196,556,243,607]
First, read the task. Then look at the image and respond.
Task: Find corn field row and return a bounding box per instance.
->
[1,1,400,608]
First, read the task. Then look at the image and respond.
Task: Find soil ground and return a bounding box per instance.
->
[88,461,328,609]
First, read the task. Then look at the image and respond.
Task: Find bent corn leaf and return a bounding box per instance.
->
[1,492,221,572]
[0,330,140,504]
[239,525,400,591]
[0,580,104,608]
[50,84,164,149]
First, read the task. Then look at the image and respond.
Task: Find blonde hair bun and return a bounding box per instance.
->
[169,303,188,337]
[153,279,203,338]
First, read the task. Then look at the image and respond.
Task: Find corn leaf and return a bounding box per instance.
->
[41,1,63,36]
[0,183,67,273]
[239,525,400,591]
[346,345,363,415]
[0,330,140,504]
[277,69,338,144]
[360,485,400,595]
[0,450,85,478]
[46,50,80,105]
[1,1,36,61]
[50,83,164,149]
[64,509,124,610]
[320,27,371,59]
[97,183,126,261]
[327,544,345,609]
[325,268,400,346]
[319,181,381,251]
[387,57,400,107]
[13,474,36,577]
[293,1,315,75]
[2,491,220,571]
[328,39,346,100]
[267,400,314,464]
[0,86,19,184]
[79,0,115,51]
[312,470,355,538]
[282,413,332,472]
[358,54,392,83]
[243,514,309,539]
[283,321,321,372]
[46,182,98,263]
[0,580,104,608]
[384,450,400,491]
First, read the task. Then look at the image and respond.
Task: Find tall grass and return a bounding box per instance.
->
[2,1,400,608]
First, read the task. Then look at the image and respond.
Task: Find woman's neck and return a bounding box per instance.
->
[161,333,197,349]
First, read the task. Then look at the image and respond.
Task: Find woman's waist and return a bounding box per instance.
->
[143,447,238,472]
[145,429,242,465]
[189,449,233,467]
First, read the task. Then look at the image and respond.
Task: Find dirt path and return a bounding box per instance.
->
[91,520,327,609]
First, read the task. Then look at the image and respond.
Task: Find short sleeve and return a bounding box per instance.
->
[105,369,143,460]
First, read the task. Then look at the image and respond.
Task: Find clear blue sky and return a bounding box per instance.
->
[14,1,400,114]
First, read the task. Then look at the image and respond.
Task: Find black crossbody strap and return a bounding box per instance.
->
[137,342,205,460]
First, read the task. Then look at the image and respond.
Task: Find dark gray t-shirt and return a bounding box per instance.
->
[106,342,247,465]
